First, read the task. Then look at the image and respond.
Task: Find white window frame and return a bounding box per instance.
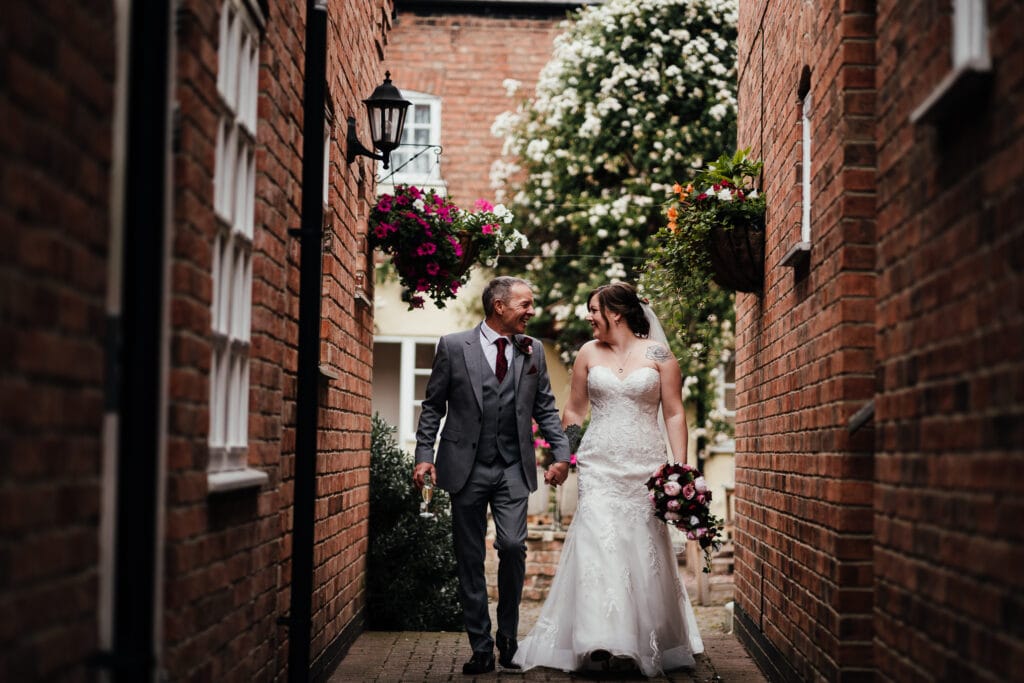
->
[209,0,266,492]
[373,336,440,454]
[952,0,990,71]
[323,115,331,208]
[801,92,812,244]
[911,0,991,123]
[708,360,736,456]
[378,91,444,194]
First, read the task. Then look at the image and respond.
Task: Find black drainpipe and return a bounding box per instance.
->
[286,2,328,680]
[105,0,172,680]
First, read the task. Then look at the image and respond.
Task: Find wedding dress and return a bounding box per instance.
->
[513,365,704,675]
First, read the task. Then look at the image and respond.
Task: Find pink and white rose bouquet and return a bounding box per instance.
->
[646,462,723,572]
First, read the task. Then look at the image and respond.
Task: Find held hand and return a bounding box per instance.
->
[544,461,570,486]
[413,462,436,490]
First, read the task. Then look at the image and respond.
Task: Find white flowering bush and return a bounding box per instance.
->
[492,0,738,433]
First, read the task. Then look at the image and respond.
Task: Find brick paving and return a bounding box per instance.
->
[329,601,766,682]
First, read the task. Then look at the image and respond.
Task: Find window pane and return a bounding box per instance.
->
[415,342,435,369]
[241,251,252,343]
[217,5,232,97]
[415,374,430,400]
[216,237,232,334]
[724,386,736,412]
[414,104,430,125]
[211,234,223,332]
[414,128,430,145]
[226,12,240,113]
[209,347,224,447]
[231,245,246,340]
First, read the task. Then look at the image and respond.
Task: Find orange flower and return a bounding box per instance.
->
[667,206,678,221]
[668,220,678,233]
[672,182,683,195]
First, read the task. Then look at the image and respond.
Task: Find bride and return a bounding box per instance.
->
[512,282,704,675]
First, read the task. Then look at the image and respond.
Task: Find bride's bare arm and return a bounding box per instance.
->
[562,342,592,429]
[650,343,689,463]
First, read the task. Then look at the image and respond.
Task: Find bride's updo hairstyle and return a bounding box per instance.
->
[589,282,650,338]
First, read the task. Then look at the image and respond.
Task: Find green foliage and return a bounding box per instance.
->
[366,414,463,631]
[646,148,764,317]
[642,149,765,438]
[492,0,739,432]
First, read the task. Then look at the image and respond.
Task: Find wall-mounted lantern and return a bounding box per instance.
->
[345,71,411,170]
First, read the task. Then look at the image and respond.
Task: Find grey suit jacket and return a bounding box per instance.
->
[414,326,571,495]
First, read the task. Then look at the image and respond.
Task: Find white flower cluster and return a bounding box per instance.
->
[488,0,738,362]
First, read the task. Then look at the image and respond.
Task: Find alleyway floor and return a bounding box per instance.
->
[329,601,766,682]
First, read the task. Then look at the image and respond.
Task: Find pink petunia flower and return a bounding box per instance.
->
[474,198,494,211]
[481,224,495,235]
[426,262,440,276]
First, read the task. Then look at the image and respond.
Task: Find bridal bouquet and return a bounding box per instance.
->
[646,462,724,573]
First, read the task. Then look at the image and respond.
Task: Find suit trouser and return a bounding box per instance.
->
[450,459,529,654]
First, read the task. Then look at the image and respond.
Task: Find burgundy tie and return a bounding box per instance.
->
[495,338,509,383]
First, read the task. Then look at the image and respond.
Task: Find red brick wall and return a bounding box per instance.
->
[382,5,567,205]
[0,2,114,680]
[164,1,388,679]
[734,2,877,680]
[873,1,1024,680]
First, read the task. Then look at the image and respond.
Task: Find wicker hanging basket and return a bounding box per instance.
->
[705,218,765,293]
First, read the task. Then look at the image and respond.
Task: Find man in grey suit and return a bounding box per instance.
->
[413,276,572,675]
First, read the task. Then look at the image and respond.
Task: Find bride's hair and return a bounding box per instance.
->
[589,282,650,337]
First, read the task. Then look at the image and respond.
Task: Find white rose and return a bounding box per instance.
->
[694,477,708,494]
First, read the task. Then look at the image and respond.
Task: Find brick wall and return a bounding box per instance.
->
[382,4,568,205]
[734,2,877,680]
[0,2,115,680]
[873,1,1024,680]
[164,0,388,679]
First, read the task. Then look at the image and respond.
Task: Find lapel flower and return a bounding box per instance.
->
[513,335,534,356]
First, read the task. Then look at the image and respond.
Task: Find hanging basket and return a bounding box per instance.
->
[455,234,480,276]
[705,218,765,293]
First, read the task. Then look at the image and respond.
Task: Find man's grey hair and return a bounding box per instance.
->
[482,276,532,317]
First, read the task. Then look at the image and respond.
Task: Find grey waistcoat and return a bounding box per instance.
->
[476,367,520,465]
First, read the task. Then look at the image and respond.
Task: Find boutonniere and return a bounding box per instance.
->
[513,335,534,356]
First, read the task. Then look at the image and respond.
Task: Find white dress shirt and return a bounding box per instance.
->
[479,322,513,375]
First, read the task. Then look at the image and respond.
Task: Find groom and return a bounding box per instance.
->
[413,276,571,674]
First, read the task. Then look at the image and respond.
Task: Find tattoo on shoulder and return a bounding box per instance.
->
[645,344,672,362]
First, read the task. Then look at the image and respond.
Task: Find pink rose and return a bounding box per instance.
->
[667,499,681,511]
[682,482,696,500]
[694,476,708,493]
[663,481,682,497]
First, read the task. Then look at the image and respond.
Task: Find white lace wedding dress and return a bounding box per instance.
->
[513,366,704,675]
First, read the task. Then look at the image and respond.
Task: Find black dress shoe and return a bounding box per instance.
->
[462,651,495,675]
[496,632,520,669]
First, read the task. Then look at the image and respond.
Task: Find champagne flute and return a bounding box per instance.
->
[419,472,435,519]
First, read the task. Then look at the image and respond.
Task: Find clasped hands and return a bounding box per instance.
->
[544,461,570,487]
